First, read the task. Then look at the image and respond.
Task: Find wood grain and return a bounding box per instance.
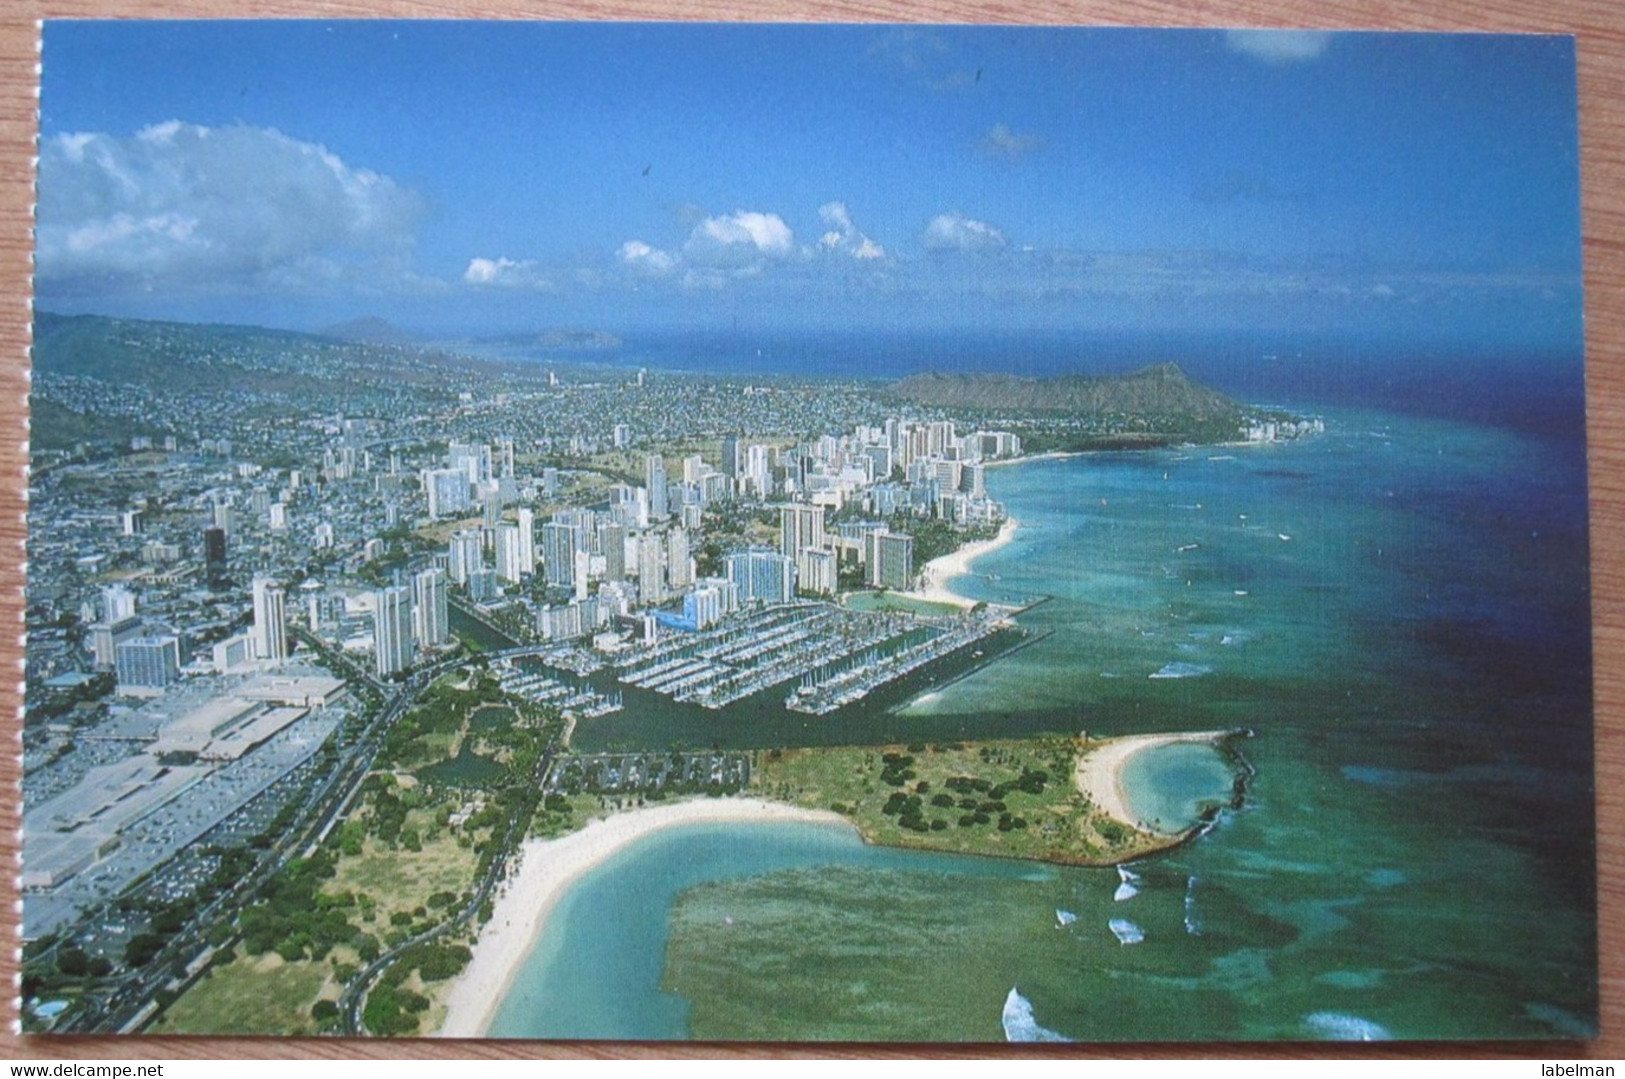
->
[0,1,1617,1060]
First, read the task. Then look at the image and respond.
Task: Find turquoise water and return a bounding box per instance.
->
[1120,742,1241,835]
[490,405,1596,1042]
[485,820,1046,1039]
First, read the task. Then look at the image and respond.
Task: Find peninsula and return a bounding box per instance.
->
[755,730,1249,867]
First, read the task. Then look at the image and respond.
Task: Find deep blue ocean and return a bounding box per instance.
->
[484,340,1595,1042]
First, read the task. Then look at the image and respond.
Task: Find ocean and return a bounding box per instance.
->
[484,365,1596,1042]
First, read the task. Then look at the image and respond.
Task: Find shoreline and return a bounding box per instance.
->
[435,797,852,1038]
[1072,730,1237,837]
[891,515,1021,610]
[983,450,1084,470]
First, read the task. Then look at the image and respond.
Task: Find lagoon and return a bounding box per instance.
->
[483,402,1596,1041]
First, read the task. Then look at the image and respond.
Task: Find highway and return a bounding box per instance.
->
[62,637,471,1034]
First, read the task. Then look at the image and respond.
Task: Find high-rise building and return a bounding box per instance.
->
[726,548,796,606]
[745,444,771,497]
[637,531,665,604]
[252,576,288,663]
[448,530,485,584]
[89,615,142,670]
[374,585,415,677]
[667,528,694,590]
[871,532,915,591]
[467,568,498,603]
[449,441,494,485]
[796,547,838,597]
[115,635,180,694]
[203,527,228,588]
[102,585,136,623]
[413,568,450,649]
[541,521,577,588]
[494,522,526,583]
[212,633,255,674]
[423,467,473,519]
[602,523,627,582]
[516,507,536,577]
[721,436,742,480]
[646,454,668,519]
[780,504,826,560]
[683,585,724,630]
[963,463,987,499]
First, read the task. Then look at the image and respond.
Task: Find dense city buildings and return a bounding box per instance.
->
[18,314,1045,1032]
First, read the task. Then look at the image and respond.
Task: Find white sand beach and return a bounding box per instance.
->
[984,450,1088,470]
[893,516,1020,610]
[1072,730,1233,836]
[436,797,850,1037]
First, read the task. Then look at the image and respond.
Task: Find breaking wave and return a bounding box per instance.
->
[1149,662,1213,679]
[1002,988,1073,1042]
[1109,918,1145,945]
[1304,1012,1392,1041]
[1114,866,1141,902]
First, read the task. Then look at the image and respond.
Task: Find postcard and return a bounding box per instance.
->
[19,22,1595,1042]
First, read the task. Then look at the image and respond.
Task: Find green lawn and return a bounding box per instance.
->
[151,951,330,1035]
[841,591,964,617]
[757,737,1171,866]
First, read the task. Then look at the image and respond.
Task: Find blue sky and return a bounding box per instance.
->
[35,22,1581,355]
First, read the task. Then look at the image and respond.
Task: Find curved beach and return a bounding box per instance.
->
[1072,730,1235,836]
[436,797,851,1037]
[895,515,1020,609]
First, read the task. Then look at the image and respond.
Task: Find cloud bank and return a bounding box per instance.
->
[1224,30,1334,64]
[923,211,1007,252]
[37,121,425,295]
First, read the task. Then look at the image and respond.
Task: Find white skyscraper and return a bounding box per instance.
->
[251,575,288,663]
[495,522,525,584]
[413,568,450,649]
[516,507,536,577]
[102,585,137,623]
[423,467,473,519]
[667,527,694,590]
[646,454,668,519]
[448,530,485,584]
[780,503,826,560]
[542,521,577,588]
[374,585,415,677]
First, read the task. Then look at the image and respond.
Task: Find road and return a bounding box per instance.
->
[60,639,470,1033]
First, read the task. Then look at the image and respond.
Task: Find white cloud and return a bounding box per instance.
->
[922,211,1007,252]
[980,124,1043,159]
[683,210,794,265]
[1224,30,1334,64]
[618,239,678,276]
[37,121,425,294]
[816,201,886,260]
[464,256,549,289]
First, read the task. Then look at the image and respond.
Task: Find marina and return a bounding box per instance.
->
[611,602,1007,713]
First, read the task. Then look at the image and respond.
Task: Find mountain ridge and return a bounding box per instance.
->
[891,362,1243,420]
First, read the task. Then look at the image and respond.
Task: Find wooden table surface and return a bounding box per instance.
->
[0,0,1618,1060]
